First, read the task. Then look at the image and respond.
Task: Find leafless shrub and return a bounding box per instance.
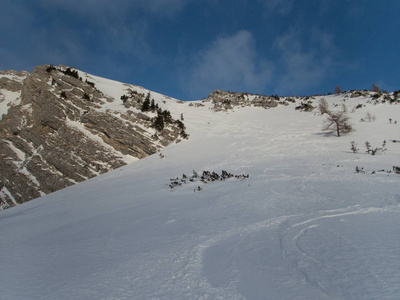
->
[365,112,376,122]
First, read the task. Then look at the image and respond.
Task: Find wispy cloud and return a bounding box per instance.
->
[261,0,294,16]
[182,30,273,98]
[35,0,177,52]
[272,28,338,95]
[7,0,191,71]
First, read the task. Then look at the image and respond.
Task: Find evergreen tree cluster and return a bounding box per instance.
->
[63,67,80,79]
[46,65,57,73]
[121,91,188,137]
[141,92,160,113]
[46,65,81,80]
[152,110,173,132]
[175,119,189,139]
[153,114,164,131]
[141,92,151,112]
[120,95,129,104]
[120,90,145,105]
[85,79,95,88]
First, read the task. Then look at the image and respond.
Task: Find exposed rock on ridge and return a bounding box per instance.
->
[0,65,185,209]
[207,89,400,112]
[207,90,293,111]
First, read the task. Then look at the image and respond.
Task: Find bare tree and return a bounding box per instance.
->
[372,83,380,92]
[319,99,353,137]
[365,112,376,122]
[335,85,342,94]
[318,98,329,114]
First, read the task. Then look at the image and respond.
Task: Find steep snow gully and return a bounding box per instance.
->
[1,78,400,299]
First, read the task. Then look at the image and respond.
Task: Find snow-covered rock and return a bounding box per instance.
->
[0,65,186,208]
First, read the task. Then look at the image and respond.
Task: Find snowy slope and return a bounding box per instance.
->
[1,90,400,299]
[80,71,184,119]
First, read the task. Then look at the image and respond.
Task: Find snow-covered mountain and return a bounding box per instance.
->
[0,65,187,208]
[1,70,400,299]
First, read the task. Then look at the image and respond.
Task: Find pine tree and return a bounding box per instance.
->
[153,114,164,131]
[141,92,151,112]
[161,110,172,123]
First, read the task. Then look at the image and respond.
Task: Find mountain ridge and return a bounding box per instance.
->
[0,65,187,208]
[0,64,399,210]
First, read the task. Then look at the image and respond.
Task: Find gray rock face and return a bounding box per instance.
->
[0,65,184,209]
[350,91,365,98]
[0,70,29,93]
[208,90,287,111]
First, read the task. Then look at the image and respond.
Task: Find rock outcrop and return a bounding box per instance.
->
[0,65,185,209]
[207,90,292,111]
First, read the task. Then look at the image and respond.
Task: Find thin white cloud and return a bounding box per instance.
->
[261,0,294,16]
[36,0,192,60]
[34,1,166,63]
[183,30,273,97]
[272,28,338,95]
[2,0,191,78]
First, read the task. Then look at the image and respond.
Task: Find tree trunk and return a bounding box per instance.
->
[336,121,340,137]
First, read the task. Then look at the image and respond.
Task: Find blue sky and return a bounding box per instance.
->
[1,1,399,100]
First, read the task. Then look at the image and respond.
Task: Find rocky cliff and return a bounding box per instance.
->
[0,65,186,209]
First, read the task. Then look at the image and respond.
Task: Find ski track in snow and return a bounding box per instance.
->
[199,200,400,300]
[279,202,400,299]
